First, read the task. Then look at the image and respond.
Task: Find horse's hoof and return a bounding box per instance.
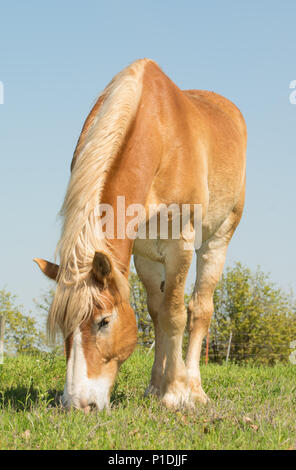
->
[144,384,160,397]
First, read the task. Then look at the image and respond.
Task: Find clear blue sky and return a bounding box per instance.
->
[0,1,295,320]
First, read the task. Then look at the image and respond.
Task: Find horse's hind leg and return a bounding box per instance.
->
[186,209,243,403]
[134,255,166,396]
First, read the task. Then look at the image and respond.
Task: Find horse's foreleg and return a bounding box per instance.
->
[134,255,166,396]
[157,241,193,409]
[186,211,240,403]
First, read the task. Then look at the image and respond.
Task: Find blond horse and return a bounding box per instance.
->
[34,59,246,411]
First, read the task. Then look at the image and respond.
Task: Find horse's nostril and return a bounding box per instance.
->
[80,401,97,414]
[83,405,91,415]
[83,403,98,414]
[79,398,89,409]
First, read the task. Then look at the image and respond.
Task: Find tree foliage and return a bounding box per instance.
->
[209,263,296,364]
[129,270,154,347]
[0,289,45,354]
[34,287,64,354]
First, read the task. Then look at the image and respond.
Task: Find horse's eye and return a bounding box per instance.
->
[97,318,110,330]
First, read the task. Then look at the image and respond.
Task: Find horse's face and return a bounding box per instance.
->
[34,253,137,412]
[63,296,137,411]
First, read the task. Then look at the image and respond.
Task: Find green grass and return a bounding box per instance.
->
[0,349,296,450]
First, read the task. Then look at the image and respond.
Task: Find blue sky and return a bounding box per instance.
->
[0,1,295,320]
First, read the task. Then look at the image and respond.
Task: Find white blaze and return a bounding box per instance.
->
[62,328,111,410]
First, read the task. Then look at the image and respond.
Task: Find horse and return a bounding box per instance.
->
[34,58,246,411]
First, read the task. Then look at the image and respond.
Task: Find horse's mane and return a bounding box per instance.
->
[47,59,151,341]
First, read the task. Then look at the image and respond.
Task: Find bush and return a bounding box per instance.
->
[0,289,45,354]
[208,263,296,364]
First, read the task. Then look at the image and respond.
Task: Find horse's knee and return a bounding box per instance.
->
[158,303,187,336]
[147,295,162,322]
[187,297,213,333]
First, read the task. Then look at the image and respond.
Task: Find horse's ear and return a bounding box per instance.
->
[92,251,112,287]
[33,258,59,281]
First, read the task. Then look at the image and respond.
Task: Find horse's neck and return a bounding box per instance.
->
[100,152,155,271]
[99,62,189,270]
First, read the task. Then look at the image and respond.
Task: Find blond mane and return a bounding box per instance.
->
[47,59,150,340]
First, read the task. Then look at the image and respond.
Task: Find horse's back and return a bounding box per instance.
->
[183,89,247,144]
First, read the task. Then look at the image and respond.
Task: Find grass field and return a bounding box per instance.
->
[0,349,295,450]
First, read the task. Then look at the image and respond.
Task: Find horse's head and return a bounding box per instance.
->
[34,252,137,412]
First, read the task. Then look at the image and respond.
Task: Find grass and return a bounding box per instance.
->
[0,349,296,450]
